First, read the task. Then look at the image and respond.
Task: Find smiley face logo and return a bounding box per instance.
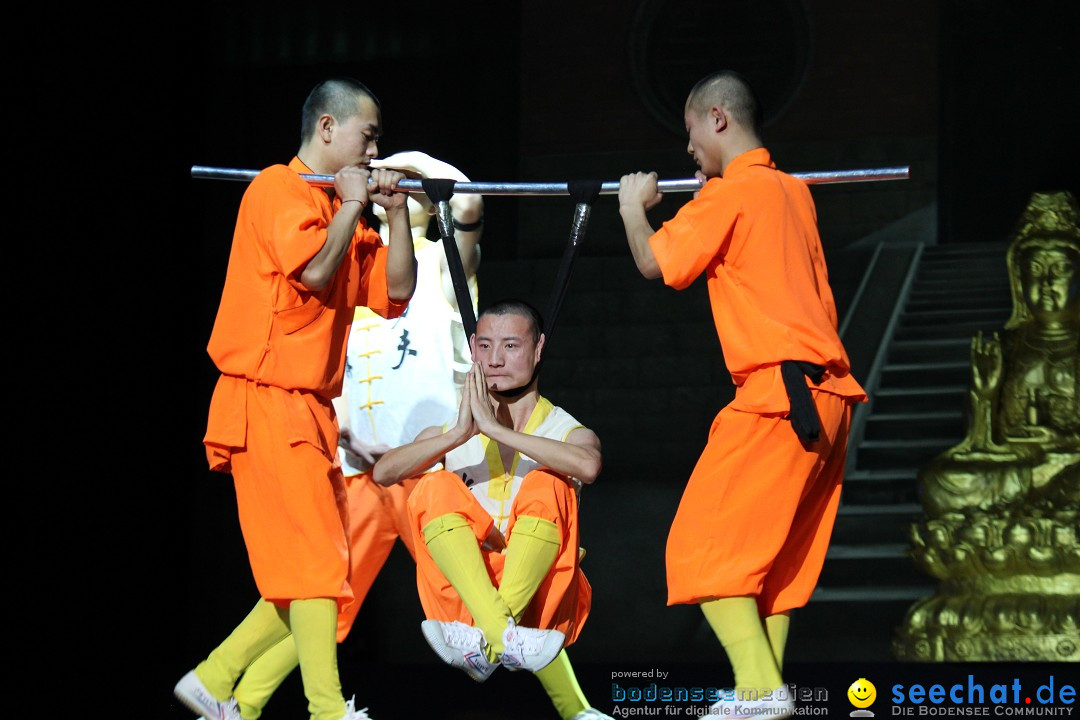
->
[848,678,877,709]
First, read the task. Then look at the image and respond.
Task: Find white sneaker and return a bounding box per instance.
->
[702,685,795,719]
[499,617,565,672]
[420,619,499,682]
[340,695,373,719]
[572,709,616,720]
[174,670,241,720]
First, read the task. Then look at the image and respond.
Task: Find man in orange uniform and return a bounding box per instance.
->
[373,300,612,720]
[196,151,483,720]
[617,70,866,719]
[174,77,416,720]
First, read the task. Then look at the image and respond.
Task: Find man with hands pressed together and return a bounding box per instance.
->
[374,299,612,720]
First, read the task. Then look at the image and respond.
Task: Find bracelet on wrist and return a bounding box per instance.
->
[452,216,484,232]
[341,198,366,207]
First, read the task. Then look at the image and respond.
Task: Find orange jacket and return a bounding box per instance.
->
[649,147,866,413]
[207,156,407,397]
[204,157,408,465]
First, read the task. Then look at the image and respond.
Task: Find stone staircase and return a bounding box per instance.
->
[792,241,1013,661]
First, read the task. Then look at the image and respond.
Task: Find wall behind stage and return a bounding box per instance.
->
[512,0,940,258]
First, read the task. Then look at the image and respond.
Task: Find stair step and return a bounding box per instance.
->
[818,552,928,587]
[837,501,923,514]
[920,242,1008,254]
[832,502,923,544]
[809,586,935,602]
[904,298,1010,314]
[841,468,921,505]
[886,337,973,363]
[878,362,970,388]
[826,543,910,559]
[915,256,1007,268]
[911,278,1008,292]
[914,266,1006,280]
[786,597,926,661]
[899,307,1010,324]
[845,467,918,482]
[856,438,952,470]
[862,410,965,440]
[893,321,1007,341]
[868,385,967,414]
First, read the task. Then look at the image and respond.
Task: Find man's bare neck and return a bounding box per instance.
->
[296,144,335,176]
[491,385,540,432]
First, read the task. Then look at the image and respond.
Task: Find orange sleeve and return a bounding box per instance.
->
[345,225,410,320]
[252,165,332,291]
[648,180,738,290]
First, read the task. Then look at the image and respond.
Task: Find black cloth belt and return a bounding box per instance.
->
[780,361,826,443]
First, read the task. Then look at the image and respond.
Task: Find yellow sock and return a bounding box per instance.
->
[291,598,345,720]
[233,635,300,720]
[535,650,589,720]
[195,599,290,701]
[499,515,560,621]
[424,513,511,661]
[701,597,783,699]
[764,612,791,672]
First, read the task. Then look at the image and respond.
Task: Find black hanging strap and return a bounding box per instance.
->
[421,178,477,340]
[546,179,603,344]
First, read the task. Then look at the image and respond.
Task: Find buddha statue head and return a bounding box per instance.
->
[1005,191,1080,337]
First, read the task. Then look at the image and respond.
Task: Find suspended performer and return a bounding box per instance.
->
[175,78,417,720]
[616,70,867,719]
[373,299,614,720]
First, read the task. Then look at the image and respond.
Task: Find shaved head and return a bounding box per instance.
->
[686,70,762,135]
[478,298,544,346]
[300,78,381,144]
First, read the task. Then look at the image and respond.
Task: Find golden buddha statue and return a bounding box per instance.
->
[894,191,1080,662]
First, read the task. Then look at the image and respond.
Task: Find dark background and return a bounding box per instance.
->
[66,0,1078,715]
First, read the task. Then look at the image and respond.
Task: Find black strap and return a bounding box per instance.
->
[546,179,603,344]
[420,177,456,205]
[781,361,826,443]
[421,178,477,340]
[567,179,603,207]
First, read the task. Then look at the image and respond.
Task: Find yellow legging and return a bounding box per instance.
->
[536,650,590,719]
[423,512,560,661]
[193,598,345,720]
[701,597,783,696]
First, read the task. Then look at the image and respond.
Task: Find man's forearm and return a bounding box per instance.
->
[619,205,662,280]
[482,425,602,484]
[383,205,417,301]
[373,425,468,486]
[300,202,365,289]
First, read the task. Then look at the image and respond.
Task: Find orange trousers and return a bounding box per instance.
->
[212,380,352,606]
[335,472,419,641]
[666,389,852,615]
[408,469,592,646]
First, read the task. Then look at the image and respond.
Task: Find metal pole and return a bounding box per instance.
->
[190,165,910,194]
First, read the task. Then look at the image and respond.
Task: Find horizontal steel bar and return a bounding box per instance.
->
[190,164,910,195]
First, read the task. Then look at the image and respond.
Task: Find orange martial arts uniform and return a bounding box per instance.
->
[334,474,419,638]
[203,156,407,607]
[648,147,866,616]
[409,468,592,646]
